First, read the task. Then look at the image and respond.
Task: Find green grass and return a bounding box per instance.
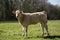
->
[0,20,60,40]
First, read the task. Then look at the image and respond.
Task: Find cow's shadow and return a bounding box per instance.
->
[26,35,60,39]
[43,35,60,39]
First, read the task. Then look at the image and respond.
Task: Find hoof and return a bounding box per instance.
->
[42,34,44,37]
[22,34,25,37]
[47,33,50,36]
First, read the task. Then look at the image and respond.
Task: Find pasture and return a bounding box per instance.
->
[0,20,60,40]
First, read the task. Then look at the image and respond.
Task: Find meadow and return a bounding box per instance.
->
[0,20,60,40]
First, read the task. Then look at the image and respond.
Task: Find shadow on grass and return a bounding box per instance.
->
[43,35,60,39]
[26,35,60,39]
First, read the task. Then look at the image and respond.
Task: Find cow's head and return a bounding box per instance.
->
[15,10,23,18]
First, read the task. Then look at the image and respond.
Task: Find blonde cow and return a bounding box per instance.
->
[15,10,49,37]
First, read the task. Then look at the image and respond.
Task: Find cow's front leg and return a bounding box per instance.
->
[25,26,28,36]
[22,26,28,37]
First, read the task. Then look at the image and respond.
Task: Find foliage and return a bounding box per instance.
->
[0,0,60,20]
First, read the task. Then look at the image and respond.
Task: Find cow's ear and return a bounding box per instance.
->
[20,11,23,13]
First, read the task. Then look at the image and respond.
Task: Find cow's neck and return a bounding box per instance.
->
[17,15,23,24]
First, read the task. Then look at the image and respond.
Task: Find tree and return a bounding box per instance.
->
[0,0,60,20]
[22,0,48,12]
[0,0,6,20]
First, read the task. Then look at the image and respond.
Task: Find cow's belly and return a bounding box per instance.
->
[29,16,40,24]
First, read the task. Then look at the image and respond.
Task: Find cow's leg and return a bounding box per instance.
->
[25,26,28,36]
[41,23,45,36]
[22,26,25,36]
[22,26,28,37]
[44,24,49,36]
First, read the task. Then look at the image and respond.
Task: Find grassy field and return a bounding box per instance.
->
[0,20,60,40]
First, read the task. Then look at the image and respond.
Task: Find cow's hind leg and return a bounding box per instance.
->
[41,23,45,36]
[44,24,49,36]
[41,22,49,36]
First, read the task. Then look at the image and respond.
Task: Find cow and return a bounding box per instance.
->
[14,10,49,37]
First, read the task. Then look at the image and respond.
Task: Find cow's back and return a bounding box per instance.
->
[21,12,47,25]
